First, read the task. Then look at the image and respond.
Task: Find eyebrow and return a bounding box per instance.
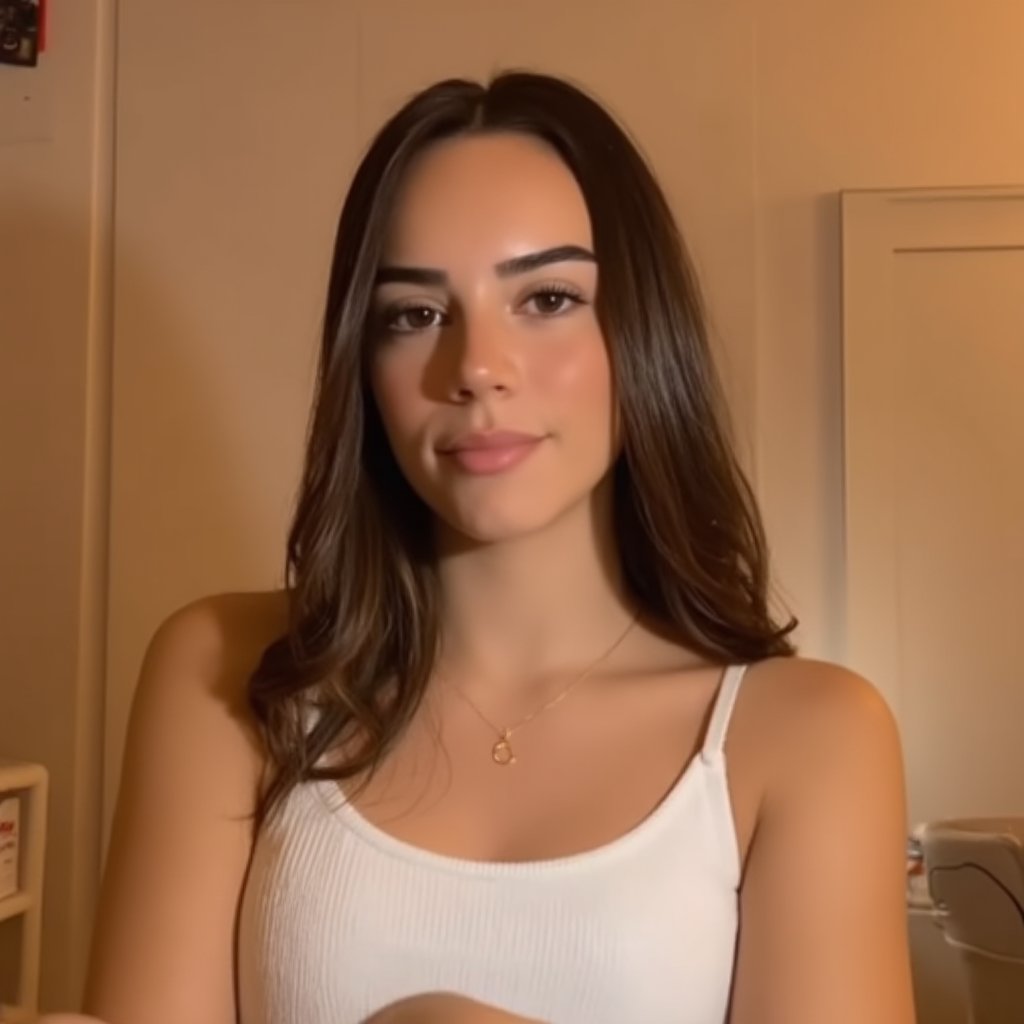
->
[374,244,596,287]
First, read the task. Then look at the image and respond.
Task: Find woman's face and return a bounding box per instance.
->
[368,131,616,546]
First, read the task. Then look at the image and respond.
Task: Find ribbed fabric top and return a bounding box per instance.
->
[236,664,746,1024]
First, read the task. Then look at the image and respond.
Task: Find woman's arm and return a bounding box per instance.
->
[728,661,915,1023]
[83,595,271,1024]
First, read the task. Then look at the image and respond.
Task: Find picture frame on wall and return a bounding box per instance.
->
[0,0,42,68]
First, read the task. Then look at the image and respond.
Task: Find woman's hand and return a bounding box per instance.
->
[365,992,542,1024]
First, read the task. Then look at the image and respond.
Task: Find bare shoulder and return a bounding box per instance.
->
[117,587,291,809]
[727,656,903,834]
[146,589,289,686]
[136,589,288,721]
[740,656,898,755]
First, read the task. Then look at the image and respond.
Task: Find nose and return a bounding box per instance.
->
[445,308,519,403]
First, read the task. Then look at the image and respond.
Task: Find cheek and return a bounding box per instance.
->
[370,353,424,444]
[534,336,614,419]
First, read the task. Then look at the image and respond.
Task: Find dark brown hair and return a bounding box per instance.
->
[249,71,796,824]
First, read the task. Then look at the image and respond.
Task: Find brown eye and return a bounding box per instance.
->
[523,287,584,317]
[385,305,447,333]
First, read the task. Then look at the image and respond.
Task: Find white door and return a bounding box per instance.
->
[842,186,1024,1023]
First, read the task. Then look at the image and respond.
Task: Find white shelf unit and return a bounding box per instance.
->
[0,759,48,1023]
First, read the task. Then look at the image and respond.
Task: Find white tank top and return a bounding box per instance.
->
[237,664,746,1024]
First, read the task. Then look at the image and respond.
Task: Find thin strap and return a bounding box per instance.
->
[701,664,748,760]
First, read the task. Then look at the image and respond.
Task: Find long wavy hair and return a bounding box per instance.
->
[249,71,796,825]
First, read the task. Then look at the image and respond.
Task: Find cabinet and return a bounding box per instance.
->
[0,759,48,1023]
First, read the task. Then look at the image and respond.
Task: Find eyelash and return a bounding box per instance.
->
[379,283,586,335]
[523,283,585,317]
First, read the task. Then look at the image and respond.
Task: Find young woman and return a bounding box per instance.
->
[80,72,914,1024]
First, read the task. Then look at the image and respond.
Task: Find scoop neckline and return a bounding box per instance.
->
[311,745,721,878]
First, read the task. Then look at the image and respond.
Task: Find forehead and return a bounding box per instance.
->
[382,132,593,262]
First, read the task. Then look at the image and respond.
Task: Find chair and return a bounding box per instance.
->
[922,818,1024,1024]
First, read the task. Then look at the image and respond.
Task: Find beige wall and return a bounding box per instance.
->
[754,1,1024,656]
[2,0,1023,1014]
[0,0,114,1009]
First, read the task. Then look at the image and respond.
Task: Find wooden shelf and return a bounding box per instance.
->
[0,759,45,791]
[0,759,47,1018]
[0,890,31,925]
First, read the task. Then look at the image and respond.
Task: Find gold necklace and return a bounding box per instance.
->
[447,611,639,766]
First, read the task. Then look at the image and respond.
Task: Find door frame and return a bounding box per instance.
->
[840,185,1024,718]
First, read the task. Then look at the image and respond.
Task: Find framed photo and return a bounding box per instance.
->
[0,0,41,68]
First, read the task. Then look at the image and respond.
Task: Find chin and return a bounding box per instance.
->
[438,510,554,547]
[433,491,593,549]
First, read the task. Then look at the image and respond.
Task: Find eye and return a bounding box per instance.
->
[381,303,448,334]
[521,285,585,317]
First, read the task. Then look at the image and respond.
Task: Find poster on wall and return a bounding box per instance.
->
[0,0,43,67]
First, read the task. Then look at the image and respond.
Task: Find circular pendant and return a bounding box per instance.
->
[492,733,516,766]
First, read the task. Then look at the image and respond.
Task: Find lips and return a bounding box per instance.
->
[440,430,543,453]
[438,430,545,475]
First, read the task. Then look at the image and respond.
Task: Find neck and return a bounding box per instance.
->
[432,486,636,694]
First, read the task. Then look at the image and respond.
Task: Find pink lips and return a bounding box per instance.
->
[439,430,545,475]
